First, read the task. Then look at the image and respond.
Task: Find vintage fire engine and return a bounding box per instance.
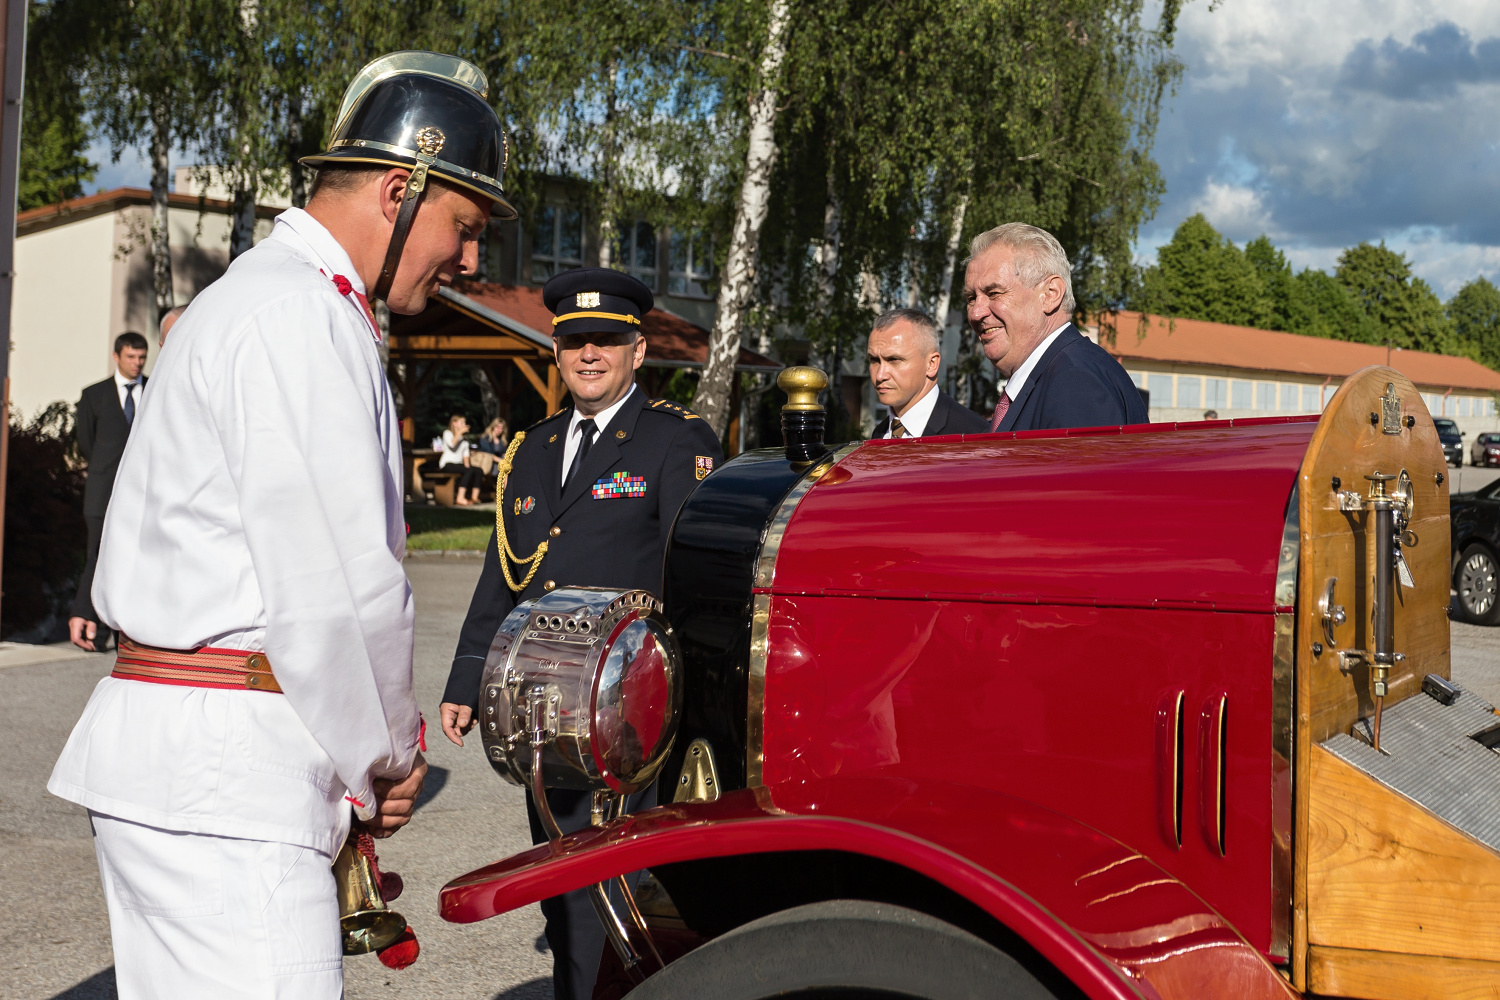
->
[439,365,1500,999]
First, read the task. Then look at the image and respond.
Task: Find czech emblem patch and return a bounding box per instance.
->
[513,496,536,515]
[592,471,647,499]
[695,456,714,481]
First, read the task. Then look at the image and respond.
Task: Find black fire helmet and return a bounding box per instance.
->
[300,51,517,301]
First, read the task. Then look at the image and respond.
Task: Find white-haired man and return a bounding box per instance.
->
[963,222,1146,431]
[866,308,988,438]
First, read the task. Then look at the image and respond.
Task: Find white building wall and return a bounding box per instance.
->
[11,213,118,418]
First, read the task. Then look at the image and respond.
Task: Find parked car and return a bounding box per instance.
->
[1451,476,1500,624]
[1434,417,1464,466]
[1470,431,1500,468]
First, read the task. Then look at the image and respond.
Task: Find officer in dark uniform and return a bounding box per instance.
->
[440,266,723,1000]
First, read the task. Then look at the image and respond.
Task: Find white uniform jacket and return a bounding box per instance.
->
[49,209,419,857]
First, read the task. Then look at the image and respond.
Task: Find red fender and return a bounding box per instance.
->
[440,776,1299,1000]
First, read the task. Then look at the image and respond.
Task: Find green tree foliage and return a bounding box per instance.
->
[1136,214,1268,326]
[17,89,95,212]
[1334,242,1454,353]
[1449,276,1500,370]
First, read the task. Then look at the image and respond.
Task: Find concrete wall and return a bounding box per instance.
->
[11,212,117,419]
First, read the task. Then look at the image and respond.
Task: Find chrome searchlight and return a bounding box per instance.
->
[478,587,678,979]
[479,587,683,796]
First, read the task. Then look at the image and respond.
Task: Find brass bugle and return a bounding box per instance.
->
[333,830,407,955]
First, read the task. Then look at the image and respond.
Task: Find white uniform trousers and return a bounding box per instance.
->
[91,812,342,1000]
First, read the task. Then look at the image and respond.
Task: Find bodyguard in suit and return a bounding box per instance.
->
[68,331,149,651]
[866,307,988,438]
[964,223,1147,432]
[440,267,723,1000]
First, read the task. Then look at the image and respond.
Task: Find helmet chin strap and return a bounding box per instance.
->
[372,155,435,303]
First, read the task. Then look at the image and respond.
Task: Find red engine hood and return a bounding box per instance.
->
[771,417,1317,612]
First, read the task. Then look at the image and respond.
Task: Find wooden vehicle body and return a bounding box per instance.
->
[441,367,1499,999]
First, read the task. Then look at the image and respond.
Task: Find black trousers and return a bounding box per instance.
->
[70,514,113,647]
[526,783,657,1000]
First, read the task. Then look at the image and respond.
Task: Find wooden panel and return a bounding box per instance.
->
[1309,945,1500,1000]
[1291,367,1452,988]
[1295,367,1451,748]
[1307,745,1500,963]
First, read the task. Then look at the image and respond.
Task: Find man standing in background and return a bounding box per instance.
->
[866,308,988,438]
[68,332,148,652]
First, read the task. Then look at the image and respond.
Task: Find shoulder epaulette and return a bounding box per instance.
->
[523,407,571,434]
[646,398,703,420]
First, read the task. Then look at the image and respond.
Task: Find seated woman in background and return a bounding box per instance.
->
[423,414,486,505]
[470,418,509,477]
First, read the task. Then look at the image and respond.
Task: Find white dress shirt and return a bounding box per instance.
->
[882,381,940,438]
[49,207,417,856]
[561,383,637,486]
[1001,322,1071,401]
[113,369,143,410]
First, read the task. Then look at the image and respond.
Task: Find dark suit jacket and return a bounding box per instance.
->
[871,387,990,439]
[76,375,143,518]
[997,325,1147,432]
[444,390,724,709]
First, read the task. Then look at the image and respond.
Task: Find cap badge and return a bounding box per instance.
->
[414,126,446,157]
[576,291,601,309]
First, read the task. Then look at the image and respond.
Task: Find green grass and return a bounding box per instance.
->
[405,504,494,551]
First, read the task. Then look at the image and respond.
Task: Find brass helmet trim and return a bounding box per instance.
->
[326,139,507,194]
[332,51,488,136]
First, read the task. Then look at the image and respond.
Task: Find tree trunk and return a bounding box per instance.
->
[596,58,621,270]
[691,0,792,436]
[150,103,174,325]
[230,187,256,260]
[287,95,306,208]
[934,194,969,403]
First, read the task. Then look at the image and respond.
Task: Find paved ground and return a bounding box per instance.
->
[4,559,1498,1000]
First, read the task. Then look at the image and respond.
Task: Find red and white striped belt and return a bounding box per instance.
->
[113,636,283,693]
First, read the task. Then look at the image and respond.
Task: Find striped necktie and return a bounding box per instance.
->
[890,417,909,439]
[988,391,1012,432]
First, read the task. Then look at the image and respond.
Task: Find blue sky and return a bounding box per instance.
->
[1137,0,1500,297]
[83,0,1500,299]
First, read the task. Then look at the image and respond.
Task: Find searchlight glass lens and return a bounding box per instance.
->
[593,617,674,788]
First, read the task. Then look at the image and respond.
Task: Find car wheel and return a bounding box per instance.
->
[629,900,1065,1000]
[1454,544,1500,626]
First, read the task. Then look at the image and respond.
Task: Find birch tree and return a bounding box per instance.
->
[691,0,793,437]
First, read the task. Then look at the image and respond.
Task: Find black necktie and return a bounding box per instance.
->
[123,382,137,425]
[564,419,597,489]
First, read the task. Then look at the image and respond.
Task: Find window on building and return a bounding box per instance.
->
[1129,371,1144,387]
[1231,381,1252,410]
[1178,376,1201,408]
[668,229,714,298]
[1488,398,1497,417]
[1256,382,1276,411]
[531,205,584,281]
[1280,384,1298,411]
[1148,374,1172,408]
[1460,396,1472,417]
[613,220,657,289]
[1204,378,1227,409]
[1301,385,1319,412]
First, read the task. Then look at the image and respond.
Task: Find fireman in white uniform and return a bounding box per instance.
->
[48,52,518,999]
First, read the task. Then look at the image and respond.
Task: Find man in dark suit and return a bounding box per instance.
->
[439,267,722,1000]
[964,223,1146,432]
[69,331,149,651]
[867,308,989,438]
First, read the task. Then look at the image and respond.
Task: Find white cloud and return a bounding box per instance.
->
[1189,181,1279,240]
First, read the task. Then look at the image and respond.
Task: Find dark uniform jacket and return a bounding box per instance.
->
[997,325,1147,432]
[870,387,989,439]
[77,375,143,518]
[444,389,724,709]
